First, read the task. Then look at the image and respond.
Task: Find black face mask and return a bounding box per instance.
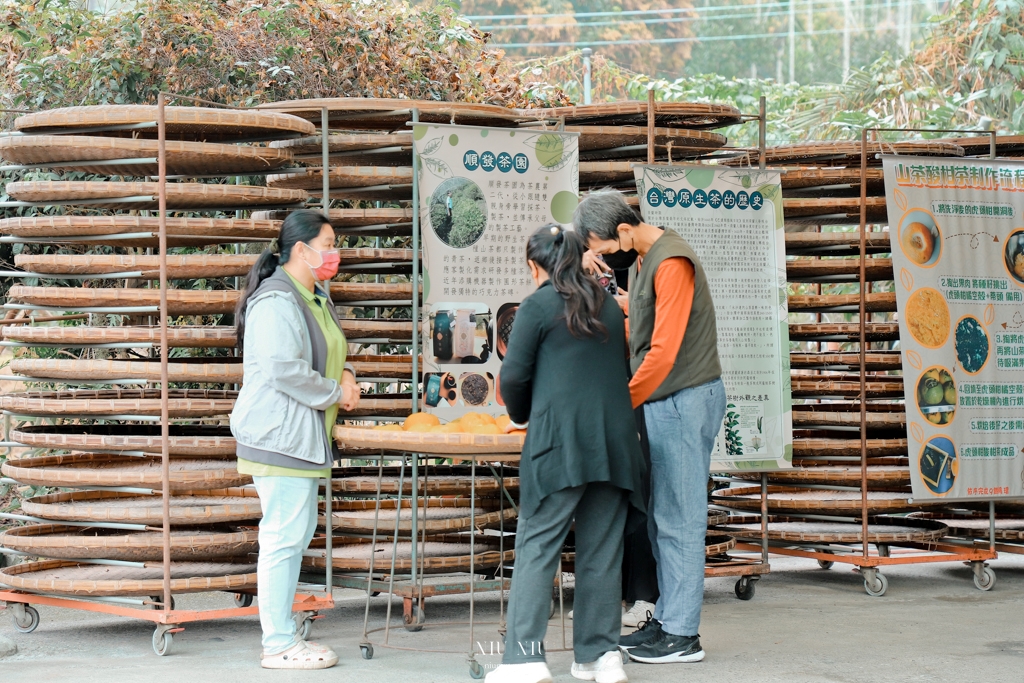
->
[600,239,639,270]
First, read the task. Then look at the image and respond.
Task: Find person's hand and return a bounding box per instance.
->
[503,420,525,433]
[582,249,611,277]
[614,290,629,315]
[340,373,360,412]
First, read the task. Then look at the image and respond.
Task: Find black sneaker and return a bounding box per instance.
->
[618,616,662,649]
[627,631,704,664]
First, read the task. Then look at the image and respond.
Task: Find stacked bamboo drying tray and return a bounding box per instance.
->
[0,103,342,650]
[709,136,1021,596]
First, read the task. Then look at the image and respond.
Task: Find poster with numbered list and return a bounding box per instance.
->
[633,164,793,470]
[414,124,580,419]
[883,155,1024,502]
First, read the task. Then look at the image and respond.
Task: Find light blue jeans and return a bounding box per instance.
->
[252,475,320,655]
[643,378,726,637]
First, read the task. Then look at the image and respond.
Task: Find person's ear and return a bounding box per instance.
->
[616,223,634,248]
[527,260,540,282]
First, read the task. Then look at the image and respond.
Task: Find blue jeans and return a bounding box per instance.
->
[252,475,320,655]
[643,378,726,637]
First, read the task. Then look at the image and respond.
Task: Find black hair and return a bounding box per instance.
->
[526,224,608,339]
[235,209,332,347]
[572,189,642,243]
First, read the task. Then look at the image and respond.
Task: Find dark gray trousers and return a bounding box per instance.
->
[503,482,629,665]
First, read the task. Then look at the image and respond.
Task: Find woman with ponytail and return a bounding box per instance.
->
[230,209,359,670]
[487,225,645,683]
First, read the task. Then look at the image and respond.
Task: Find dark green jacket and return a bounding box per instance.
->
[499,281,646,518]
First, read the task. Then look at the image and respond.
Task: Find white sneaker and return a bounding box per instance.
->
[622,600,656,628]
[571,651,628,683]
[485,662,553,683]
[568,609,574,619]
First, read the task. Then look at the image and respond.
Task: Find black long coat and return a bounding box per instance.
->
[499,281,646,518]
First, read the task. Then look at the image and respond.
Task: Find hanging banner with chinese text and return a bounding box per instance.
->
[415,124,580,419]
[884,155,1024,502]
[634,164,792,470]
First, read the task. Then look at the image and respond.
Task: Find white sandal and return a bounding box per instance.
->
[261,640,339,669]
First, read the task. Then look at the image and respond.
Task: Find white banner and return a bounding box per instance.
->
[414,124,580,418]
[634,165,793,470]
[884,155,1024,502]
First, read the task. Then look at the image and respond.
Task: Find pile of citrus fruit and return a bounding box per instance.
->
[373,412,525,435]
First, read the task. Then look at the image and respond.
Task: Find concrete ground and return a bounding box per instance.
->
[2,553,1024,682]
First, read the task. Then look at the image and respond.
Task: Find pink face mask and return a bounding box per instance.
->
[304,245,340,281]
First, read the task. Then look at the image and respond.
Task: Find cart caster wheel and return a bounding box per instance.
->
[298,616,315,641]
[974,565,996,591]
[863,572,888,597]
[403,604,424,632]
[734,577,756,601]
[817,551,835,570]
[360,644,374,660]
[152,629,173,656]
[469,659,484,679]
[233,593,254,608]
[370,591,381,597]
[13,605,39,634]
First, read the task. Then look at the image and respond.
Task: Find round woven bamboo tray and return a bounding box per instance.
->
[908,512,1024,540]
[15,253,259,278]
[573,125,726,157]
[22,488,262,525]
[330,465,519,496]
[338,318,414,341]
[725,140,965,166]
[304,537,514,574]
[952,135,1024,157]
[0,559,257,597]
[789,351,901,371]
[786,258,894,282]
[3,325,236,348]
[331,282,417,304]
[792,409,906,431]
[15,105,315,140]
[251,207,413,226]
[785,232,893,256]
[711,486,927,514]
[707,509,728,527]
[579,162,636,186]
[7,286,239,315]
[732,465,910,487]
[782,196,888,218]
[791,438,908,458]
[260,98,522,128]
[267,166,413,198]
[0,216,280,246]
[0,135,294,176]
[0,389,236,417]
[271,133,412,166]
[780,167,885,189]
[0,524,258,561]
[788,322,901,342]
[719,516,948,543]
[788,292,897,313]
[532,101,743,128]
[321,499,516,534]
[2,453,250,491]
[5,181,307,210]
[790,377,904,399]
[704,535,736,556]
[10,424,236,457]
[334,425,524,456]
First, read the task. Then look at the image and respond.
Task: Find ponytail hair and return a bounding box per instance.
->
[235,209,332,347]
[526,224,608,340]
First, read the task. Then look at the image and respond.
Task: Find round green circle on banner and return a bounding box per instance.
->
[550,191,578,224]
[480,129,489,138]
[687,167,715,189]
[413,125,428,141]
[422,269,431,300]
[536,134,564,168]
[449,134,459,146]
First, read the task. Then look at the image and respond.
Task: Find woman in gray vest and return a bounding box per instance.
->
[487,224,645,683]
[575,191,726,666]
[230,210,360,669]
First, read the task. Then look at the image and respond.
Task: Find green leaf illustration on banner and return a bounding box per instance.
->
[570,157,579,195]
[756,183,781,203]
[421,136,443,157]
[422,156,452,179]
[521,133,578,171]
[645,166,690,183]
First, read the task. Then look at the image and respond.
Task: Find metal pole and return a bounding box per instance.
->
[759,96,767,170]
[321,107,333,598]
[989,500,996,552]
[760,472,769,564]
[858,128,869,559]
[582,48,593,105]
[410,108,421,595]
[646,86,655,165]
[322,108,331,213]
[157,93,172,613]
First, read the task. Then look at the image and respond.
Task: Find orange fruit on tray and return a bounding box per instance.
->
[403,412,440,430]
[495,415,511,430]
[373,424,403,431]
[460,412,496,428]
[510,429,527,436]
[467,424,502,435]
[405,423,435,433]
